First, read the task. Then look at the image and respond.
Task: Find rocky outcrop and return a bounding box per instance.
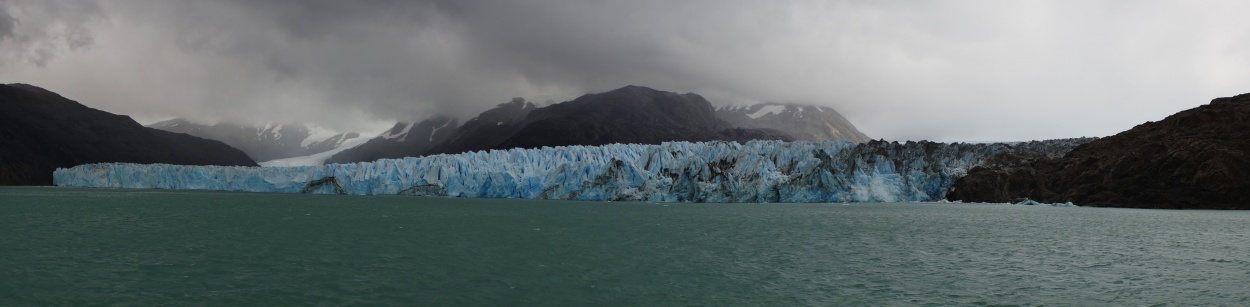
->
[948,93,1250,209]
[0,84,257,185]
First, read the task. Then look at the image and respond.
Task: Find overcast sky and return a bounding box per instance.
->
[2,0,1248,141]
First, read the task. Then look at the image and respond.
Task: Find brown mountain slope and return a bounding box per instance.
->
[948,92,1250,209]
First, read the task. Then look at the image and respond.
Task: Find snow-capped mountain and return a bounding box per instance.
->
[477,86,792,153]
[147,119,362,162]
[326,97,538,164]
[716,102,870,143]
[322,116,460,164]
[427,86,793,156]
[334,87,800,163]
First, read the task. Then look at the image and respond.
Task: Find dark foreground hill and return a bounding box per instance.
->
[0,84,257,185]
[949,92,1250,209]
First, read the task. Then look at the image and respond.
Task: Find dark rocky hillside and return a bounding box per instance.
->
[331,87,794,163]
[421,98,538,156]
[948,92,1250,209]
[0,84,256,185]
[444,85,791,154]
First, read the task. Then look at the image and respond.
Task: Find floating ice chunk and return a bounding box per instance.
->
[1014,199,1079,207]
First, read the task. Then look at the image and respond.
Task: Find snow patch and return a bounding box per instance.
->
[257,123,284,140]
[336,134,359,147]
[381,122,413,140]
[747,105,788,119]
[302,125,342,148]
[719,102,756,112]
[430,120,452,142]
[258,123,273,139]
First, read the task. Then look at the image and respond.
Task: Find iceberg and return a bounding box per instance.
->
[1013,199,1078,207]
[54,139,1090,203]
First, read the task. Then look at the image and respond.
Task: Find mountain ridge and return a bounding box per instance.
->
[323,116,460,164]
[208,86,869,165]
[0,84,257,185]
[484,85,792,152]
[148,119,362,162]
[330,86,815,163]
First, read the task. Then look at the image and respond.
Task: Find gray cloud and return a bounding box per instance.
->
[2,0,1249,141]
[0,0,100,67]
[0,4,15,39]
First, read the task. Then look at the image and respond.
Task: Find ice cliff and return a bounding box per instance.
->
[54,139,1091,203]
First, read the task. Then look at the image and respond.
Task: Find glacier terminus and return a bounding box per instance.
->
[54,139,1091,203]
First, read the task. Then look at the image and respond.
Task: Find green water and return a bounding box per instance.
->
[2,187,1248,306]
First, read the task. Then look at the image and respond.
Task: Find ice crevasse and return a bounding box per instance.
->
[54,139,1089,203]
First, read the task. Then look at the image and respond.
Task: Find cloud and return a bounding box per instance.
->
[0,0,101,67]
[1,0,1249,141]
[0,4,15,39]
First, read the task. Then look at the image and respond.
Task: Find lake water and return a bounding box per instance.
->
[2,187,1248,306]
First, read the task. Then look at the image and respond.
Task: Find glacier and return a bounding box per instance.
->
[258,136,371,167]
[54,139,1091,203]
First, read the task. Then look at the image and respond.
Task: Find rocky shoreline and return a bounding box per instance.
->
[948,93,1250,209]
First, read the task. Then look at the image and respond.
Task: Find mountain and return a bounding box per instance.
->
[322,116,459,164]
[716,102,870,143]
[148,119,362,162]
[948,92,1250,209]
[0,84,256,185]
[430,85,792,155]
[421,98,538,156]
[327,86,801,164]
[325,97,537,164]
